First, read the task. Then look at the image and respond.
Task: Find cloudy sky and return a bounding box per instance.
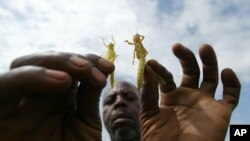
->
[0,0,249,140]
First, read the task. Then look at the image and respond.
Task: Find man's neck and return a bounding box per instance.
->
[111,137,140,141]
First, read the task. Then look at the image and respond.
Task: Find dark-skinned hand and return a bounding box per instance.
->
[0,52,114,141]
[140,43,241,141]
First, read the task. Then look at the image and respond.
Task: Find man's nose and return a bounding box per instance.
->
[114,95,127,109]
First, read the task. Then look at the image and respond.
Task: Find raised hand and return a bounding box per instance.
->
[0,52,114,141]
[140,43,241,141]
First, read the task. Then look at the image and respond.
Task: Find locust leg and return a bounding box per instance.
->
[137,57,146,91]
[110,72,114,89]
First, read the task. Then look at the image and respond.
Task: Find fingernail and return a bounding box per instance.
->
[70,56,89,68]
[98,58,113,68]
[91,67,105,83]
[46,70,68,80]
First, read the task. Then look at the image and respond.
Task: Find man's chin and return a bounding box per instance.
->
[113,127,137,141]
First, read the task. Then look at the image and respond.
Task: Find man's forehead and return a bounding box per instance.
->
[104,81,138,96]
[115,81,137,90]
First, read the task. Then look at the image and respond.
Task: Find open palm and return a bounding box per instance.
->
[140,44,241,141]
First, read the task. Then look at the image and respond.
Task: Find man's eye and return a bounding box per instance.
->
[125,93,137,101]
[104,96,115,105]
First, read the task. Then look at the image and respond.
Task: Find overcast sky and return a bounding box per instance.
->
[0,0,249,140]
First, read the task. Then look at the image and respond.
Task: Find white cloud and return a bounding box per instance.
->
[0,0,249,140]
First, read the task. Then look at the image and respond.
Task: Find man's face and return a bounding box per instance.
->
[103,81,140,141]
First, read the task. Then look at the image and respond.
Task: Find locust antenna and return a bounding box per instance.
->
[136,26,139,33]
[127,30,133,35]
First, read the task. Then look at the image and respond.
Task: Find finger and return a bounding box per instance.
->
[0,66,72,121]
[199,44,218,95]
[10,52,93,81]
[172,43,200,88]
[221,68,241,110]
[0,66,72,101]
[147,59,176,93]
[140,64,159,118]
[84,54,115,77]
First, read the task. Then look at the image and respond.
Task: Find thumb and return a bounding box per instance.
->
[76,78,105,130]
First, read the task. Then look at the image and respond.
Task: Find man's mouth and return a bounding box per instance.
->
[111,112,134,128]
[113,117,132,123]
